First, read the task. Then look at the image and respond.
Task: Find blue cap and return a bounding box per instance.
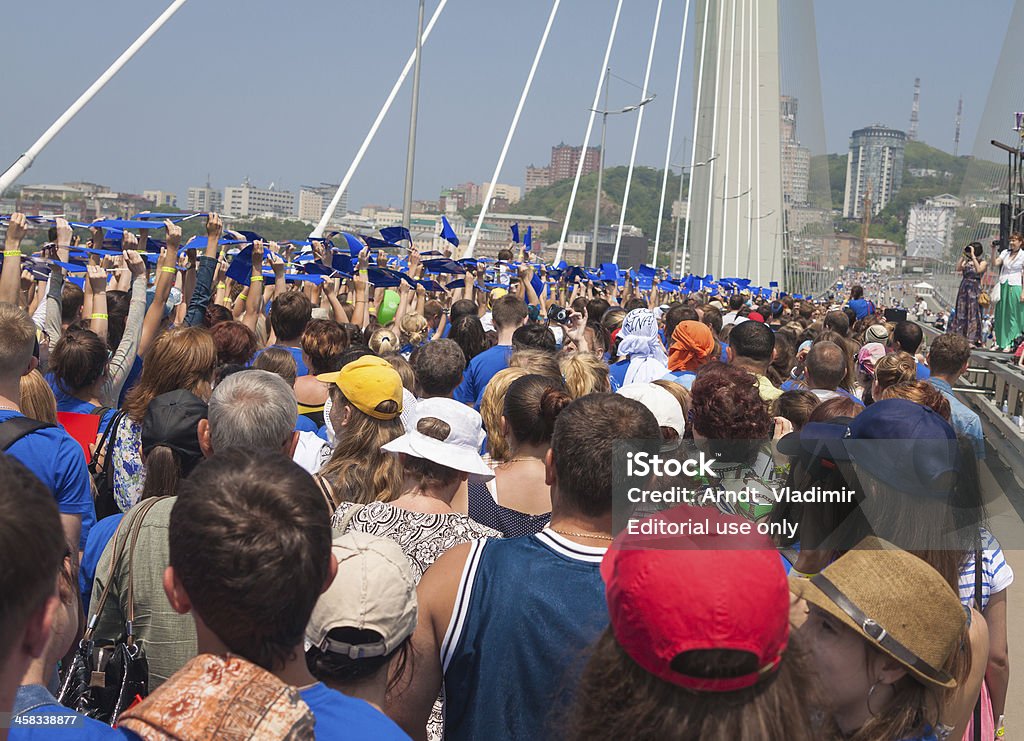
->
[777,399,959,496]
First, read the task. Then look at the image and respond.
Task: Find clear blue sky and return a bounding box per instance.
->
[1,0,1015,210]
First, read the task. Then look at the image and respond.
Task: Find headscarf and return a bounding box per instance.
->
[618,309,669,385]
[668,320,716,372]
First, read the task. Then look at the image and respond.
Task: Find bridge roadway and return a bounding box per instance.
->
[906,283,1024,707]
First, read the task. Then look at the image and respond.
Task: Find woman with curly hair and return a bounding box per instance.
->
[689,362,779,521]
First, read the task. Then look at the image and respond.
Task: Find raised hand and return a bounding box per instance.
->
[122,231,140,252]
[5,213,28,247]
[164,220,182,249]
[124,250,146,278]
[87,264,107,293]
[206,213,223,240]
[55,217,73,248]
[356,246,370,271]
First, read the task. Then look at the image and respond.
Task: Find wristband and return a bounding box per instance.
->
[359,269,368,277]
[217,282,226,289]
[250,275,265,282]
[160,266,177,274]
[90,313,108,320]
[3,250,21,257]
[789,569,817,579]
[238,293,248,301]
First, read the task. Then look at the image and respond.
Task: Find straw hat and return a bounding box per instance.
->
[790,536,966,689]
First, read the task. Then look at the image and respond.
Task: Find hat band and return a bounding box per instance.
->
[810,573,953,687]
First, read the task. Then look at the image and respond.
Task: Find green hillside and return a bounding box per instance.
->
[462,166,685,252]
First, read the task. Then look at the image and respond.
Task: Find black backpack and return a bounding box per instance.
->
[0,416,54,451]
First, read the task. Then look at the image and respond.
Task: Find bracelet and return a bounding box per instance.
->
[160,266,177,274]
[250,275,265,282]
[789,568,817,579]
[238,293,248,301]
[217,282,226,289]
[996,728,1005,738]
[359,269,368,277]
[3,250,21,257]
[90,313,108,320]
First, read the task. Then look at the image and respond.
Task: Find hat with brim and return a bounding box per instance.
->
[381,397,494,482]
[790,536,965,689]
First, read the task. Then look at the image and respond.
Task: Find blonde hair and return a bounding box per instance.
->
[382,353,416,393]
[874,351,916,394]
[480,367,529,462]
[508,348,560,378]
[20,369,57,424]
[0,303,36,378]
[319,387,404,504]
[877,381,952,421]
[369,327,399,356]
[399,313,429,347]
[560,353,610,398]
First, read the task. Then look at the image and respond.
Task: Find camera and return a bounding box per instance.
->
[547,304,571,324]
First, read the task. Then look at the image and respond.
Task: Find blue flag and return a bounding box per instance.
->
[331,252,354,275]
[510,223,520,244]
[440,216,460,247]
[523,226,532,252]
[225,245,254,286]
[380,226,412,244]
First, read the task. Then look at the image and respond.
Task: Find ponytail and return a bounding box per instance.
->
[504,374,571,446]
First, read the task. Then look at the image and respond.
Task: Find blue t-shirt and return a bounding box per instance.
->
[80,513,123,613]
[608,359,630,392]
[299,683,410,740]
[847,298,871,320]
[295,415,319,433]
[9,685,117,739]
[254,345,309,377]
[660,369,696,390]
[915,361,931,380]
[118,355,144,407]
[453,345,513,408]
[0,411,94,550]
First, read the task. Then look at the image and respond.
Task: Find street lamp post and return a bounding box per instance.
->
[402,0,425,233]
[588,71,655,266]
[671,154,717,275]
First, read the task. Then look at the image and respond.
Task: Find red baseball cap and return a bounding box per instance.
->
[747,311,765,323]
[601,506,789,692]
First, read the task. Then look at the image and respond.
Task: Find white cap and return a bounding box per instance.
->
[616,383,685,436]
[382,397,494,481]
[306,531,417,659]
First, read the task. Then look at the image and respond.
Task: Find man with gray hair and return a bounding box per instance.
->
[90,370,313,689]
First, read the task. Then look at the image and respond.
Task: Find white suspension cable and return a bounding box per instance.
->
[754,0,763,285]
[0,0,190,194]
[734,0,746,278]
[681,0,714,277]
[719,0,738,278]
[652,0,692,267]
[744,0,755,279]
[464,0,562,257]
[702,0,728,275]
[311,0,450,238]
[611,0,664,264]
[553,0,625,265]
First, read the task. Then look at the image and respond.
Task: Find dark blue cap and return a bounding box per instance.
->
[778,399,959,496]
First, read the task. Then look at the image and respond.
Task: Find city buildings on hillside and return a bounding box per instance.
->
[186,184,223,213]
[298,183,347,224]
[906,194,960,260]
[780,96,811,208]
[843,125,906,219]
[223,180,296,219]
[143,190,177,208]
[525,143,601,194]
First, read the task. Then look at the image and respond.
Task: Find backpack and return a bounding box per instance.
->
[90,409,128,520]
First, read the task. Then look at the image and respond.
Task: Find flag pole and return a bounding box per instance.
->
[311,0,450,239]
[0,0,190,195]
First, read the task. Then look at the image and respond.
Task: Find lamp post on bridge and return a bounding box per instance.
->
[670,153,717,275]
[402,0,426,233]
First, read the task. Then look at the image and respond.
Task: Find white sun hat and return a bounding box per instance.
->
[382,397,494,481]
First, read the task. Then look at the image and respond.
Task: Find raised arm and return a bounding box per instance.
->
[184,213,222,327]
[242,242,268,332]
[86,264,108,343]
[0,213,27,305]
[139,225,181,358]
[101,249,148,406]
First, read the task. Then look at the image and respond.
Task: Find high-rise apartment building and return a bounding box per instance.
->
[779,96,811,207]
[842,125,906,219]
[549,143,601,183]
[186,185,223,213]
[906,194,960,259]
[143,190,177,208]
[524,166,551,195]
[298,184,347,223]
[223,181,295,219]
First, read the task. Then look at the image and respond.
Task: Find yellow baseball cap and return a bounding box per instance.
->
[318,356,403,421]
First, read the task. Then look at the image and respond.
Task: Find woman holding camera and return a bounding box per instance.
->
[949,241,986,346]
[993,233,1024,350]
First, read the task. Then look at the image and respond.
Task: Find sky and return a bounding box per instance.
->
[1,0,1017,211]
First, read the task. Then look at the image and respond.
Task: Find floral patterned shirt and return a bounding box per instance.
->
[111,415,145,512]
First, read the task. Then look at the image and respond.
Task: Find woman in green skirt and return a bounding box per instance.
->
[993,232,1024,350]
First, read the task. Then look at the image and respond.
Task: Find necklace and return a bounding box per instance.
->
[0,405,20,413]
[502,457,545,465]
[550,528,613,542]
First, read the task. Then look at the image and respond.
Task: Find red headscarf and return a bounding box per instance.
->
[668,321,716,372]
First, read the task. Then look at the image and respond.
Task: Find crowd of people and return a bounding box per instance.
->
[0,210,1013,740]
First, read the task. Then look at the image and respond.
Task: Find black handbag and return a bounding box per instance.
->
[58,496,164,724]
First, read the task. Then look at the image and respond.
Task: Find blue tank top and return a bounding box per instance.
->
[441,531,608,741]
